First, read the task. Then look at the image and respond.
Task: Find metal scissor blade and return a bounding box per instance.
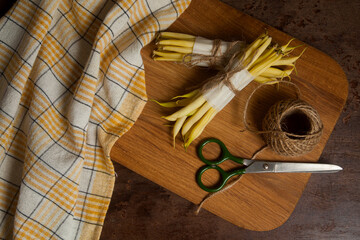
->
[244,160,343,174]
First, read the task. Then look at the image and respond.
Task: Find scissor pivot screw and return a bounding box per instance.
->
[263,163,269,170]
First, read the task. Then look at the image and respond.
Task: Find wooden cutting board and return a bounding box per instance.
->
[110,0,348,231]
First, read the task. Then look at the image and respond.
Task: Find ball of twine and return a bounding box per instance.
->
[261,99,323,156]
[244,81,323,157]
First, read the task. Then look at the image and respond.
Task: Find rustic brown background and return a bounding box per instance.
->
[1,0,359,239]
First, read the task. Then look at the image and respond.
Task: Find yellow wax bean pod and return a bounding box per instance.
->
[274,48,307,66]
[157,39,195,48]
[184,107,217,150]
[254,76,279,84]
[151,99,179,108]
[283,44,304,54]
[181,102,211,137]
[159,32,196,40]
[151,98,195,108]
[249,53,282,78]
[158,45,193,54]
[280,38,295,52]
[261,67,284,77]
[153,50,185,59]
[241,33,268,64]
[163,95,206,121]
[153,55,191,62]
[173,98,197,107]
[153,56,183,62]
[274,56,299,66]
[171,89,200,100]
[173,116,187,148]
[261,67,293,79]
[244,37,272,69]
[252,45,277,66]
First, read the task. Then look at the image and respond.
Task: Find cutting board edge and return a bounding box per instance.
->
[203,175,312,232]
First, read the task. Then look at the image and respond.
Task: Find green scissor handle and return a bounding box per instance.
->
[196,165,246,192]
[196,138,246,193]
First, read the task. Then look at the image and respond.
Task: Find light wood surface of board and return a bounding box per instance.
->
[110,0,348,231]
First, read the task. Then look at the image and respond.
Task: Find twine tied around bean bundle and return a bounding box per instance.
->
[183,39,246,69]
[183,41,252,97]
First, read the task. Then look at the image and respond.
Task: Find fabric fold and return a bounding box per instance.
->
[0,0,191,239]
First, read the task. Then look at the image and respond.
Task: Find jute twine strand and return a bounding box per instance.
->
[195,145,266,215]
[182,40,247,94]
[198,45,258,95]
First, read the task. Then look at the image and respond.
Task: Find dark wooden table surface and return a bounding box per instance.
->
[1,1,358,239]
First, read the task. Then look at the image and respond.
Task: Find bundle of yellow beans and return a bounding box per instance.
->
[153,32,298,83]
[153,32,246,68]
[154,32,305,149]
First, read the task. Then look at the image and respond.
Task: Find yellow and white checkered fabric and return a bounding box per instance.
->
[0,0,191,239]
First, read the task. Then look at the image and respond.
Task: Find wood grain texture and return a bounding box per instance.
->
[110,0,348,231]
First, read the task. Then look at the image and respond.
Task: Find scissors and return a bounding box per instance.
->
[196,138,343,192]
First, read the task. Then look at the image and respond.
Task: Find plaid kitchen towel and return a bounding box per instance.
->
[0,0,191,239]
